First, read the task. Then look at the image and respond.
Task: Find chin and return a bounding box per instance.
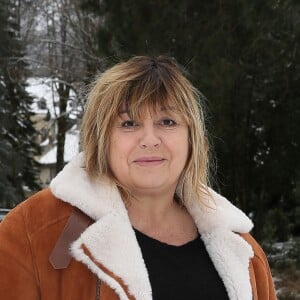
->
[133,182,165,190]
[130,178,174,192]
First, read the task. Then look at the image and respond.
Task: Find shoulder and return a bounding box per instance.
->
[240,233,277,299]
[240,233,269,267]
[0,190,76,299]
[1,188,73,236]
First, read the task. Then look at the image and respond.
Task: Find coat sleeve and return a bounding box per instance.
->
[241,233,277,300]
[0,205,40,300]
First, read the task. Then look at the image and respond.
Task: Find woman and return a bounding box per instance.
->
[0,56,276,300]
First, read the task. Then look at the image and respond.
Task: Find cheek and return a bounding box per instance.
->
[175,133,190,170]
[181,143,190,167]
[108,137,118,170]
[108,137,130,172]
[176,130,189,156]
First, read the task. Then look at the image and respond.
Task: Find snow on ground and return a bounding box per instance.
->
[27,77,59,116]
[27,77,79,119]
[39,129,79,164]
[26,77,81,164]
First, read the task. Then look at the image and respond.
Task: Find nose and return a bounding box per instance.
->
[139,124,161,149]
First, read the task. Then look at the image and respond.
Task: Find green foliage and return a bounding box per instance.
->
[262,208,291,242]
[0,0,40,207]
[81,0,300,241]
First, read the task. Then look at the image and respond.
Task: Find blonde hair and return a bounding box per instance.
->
[81,56,210,204]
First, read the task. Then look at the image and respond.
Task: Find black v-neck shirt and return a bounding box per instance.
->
[134,228,229,300]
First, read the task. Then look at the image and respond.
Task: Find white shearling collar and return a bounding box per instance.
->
[50,153,253,233]
[50,153,127,221]
[50,153,254,300]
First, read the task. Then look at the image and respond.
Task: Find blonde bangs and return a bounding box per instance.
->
[117,68,196,127]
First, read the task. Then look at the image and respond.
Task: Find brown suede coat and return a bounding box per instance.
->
[0,188,276,300]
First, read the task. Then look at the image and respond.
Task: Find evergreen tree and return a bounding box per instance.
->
[0,0,40,208]
[81,0,300,241]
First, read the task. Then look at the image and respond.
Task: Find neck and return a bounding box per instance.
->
[127,191,180,230]
[126,190,198,246]
[128,190,189,236]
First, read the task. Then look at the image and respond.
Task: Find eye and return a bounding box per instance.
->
[121,120,138,128]
[160,119,177,127]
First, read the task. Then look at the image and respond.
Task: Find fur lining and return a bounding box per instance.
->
[71,241,130,300]
[50,153,126,221]
[202,229,254,300]
[71,216,152,300]
[185,187,253,233]
[50,153,254,300]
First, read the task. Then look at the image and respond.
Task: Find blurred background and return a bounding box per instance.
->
[0,1,299,297]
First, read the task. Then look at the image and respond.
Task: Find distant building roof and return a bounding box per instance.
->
[39,130,79,165]
[27,77,78,119]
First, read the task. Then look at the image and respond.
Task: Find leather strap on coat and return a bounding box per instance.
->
[49,208,93,269]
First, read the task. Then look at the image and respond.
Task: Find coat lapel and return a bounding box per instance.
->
[185,188,254,300]
[71,214,152,300]
[201,230,253,300]
[50,153,254,300]
[50,153,152,300]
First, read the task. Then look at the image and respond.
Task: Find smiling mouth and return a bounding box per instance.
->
[133,158,166,166]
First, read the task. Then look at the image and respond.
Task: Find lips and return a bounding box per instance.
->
[133,156,165,166]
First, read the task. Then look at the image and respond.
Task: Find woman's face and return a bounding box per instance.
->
[108,106,189,197]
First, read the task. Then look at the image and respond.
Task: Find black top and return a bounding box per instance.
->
[134,228,229,300]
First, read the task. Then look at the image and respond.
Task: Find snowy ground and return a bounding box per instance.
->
[265,238,300,299]
[27,77,79,119]
[26,77,80,164]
